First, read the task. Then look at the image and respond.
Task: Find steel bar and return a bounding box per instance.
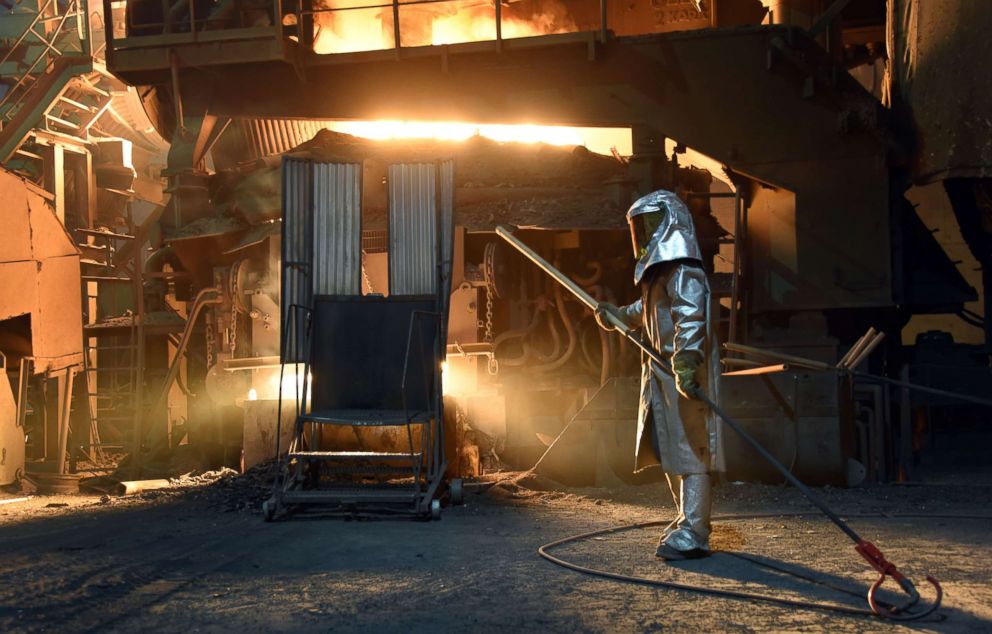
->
[392,0,401,51]
[599,0,607,42]
[728,187,741,344]
[56,367,76,474]
[723,342,836,371]
[722,363,790,377]
[848,332,886,370]
[495,226,630,334]
[495,0,502,46]
[839,327,875,368]
[720,357,763,368]
[498,226,864,541]
[729,341,992,408]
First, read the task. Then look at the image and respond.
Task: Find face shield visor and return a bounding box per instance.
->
[629,210,664,259]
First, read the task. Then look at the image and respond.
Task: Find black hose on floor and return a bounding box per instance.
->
[538,511,992,620]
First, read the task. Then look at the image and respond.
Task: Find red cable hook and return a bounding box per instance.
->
[856,540,943,620]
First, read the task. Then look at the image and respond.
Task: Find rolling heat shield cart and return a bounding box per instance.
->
[264,159,458,520]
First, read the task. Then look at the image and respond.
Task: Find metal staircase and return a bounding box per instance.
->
[78,224,139,455]
[0,0,118,176]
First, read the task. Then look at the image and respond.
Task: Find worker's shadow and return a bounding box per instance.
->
[669,551,963,625]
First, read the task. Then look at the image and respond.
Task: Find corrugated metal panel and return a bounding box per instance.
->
[388,163,438,296]
[312,162,362,295]
[281,158,313,362]
[242,119,331,160]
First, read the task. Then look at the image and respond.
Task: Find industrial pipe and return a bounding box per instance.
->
[151,287,223,414]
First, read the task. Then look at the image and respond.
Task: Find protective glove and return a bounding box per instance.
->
[672,353,702,400]
[594,302,623,332]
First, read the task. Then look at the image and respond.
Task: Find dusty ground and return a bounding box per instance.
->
[0,474,989,634]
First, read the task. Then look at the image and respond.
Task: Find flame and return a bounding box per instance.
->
[312,0,575,55]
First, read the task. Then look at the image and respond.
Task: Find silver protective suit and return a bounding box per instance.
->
[618,190,724,553]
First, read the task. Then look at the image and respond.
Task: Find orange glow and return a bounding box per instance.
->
[441,356,476,397]
[329,120,587,147]
[327,119,632,155]
[313,0,575,55]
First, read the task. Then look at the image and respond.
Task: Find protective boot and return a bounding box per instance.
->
[656,473,712,561]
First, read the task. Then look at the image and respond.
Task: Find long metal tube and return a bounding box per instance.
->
[727,341,992,408]
[495,227,629,332]
[496,225,863,541]
[495,0,502,45]
[848,332,886,370]
[497,227,942,616]
[839,328,875,368]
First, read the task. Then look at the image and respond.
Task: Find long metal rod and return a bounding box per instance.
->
[495,226,630,332]
[599,0,607,42]
[726,341,992,408]
[496,225,862,541]
[495,0,502,45]
[392,0,401,51]
[728,187,741,344]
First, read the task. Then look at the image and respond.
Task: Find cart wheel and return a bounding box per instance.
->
[450,478,464,505]
[431,499,442,520]
[262,499,276,522]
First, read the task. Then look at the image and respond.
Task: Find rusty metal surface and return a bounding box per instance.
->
[388,163,438,296]
[312,161,362,296]
[0,169,83,374]
[889,0,992,183]
[280,158,313,362]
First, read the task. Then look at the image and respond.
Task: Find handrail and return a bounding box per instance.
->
[104,0,612,56]
[0,0,87,122]
[0,0,60,67]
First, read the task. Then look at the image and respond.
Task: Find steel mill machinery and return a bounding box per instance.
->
[87,0,989,486]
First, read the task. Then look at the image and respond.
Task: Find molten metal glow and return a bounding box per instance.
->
[330,120,585,147]
[312,0,575,55]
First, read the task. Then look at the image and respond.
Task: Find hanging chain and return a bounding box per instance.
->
[482,243,499,375]
[229,307,237,354]
[485,289,494,343]
[205,321,215,368]
[361,249,374,294]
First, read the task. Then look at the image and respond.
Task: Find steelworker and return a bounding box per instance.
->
[596,189,723,561]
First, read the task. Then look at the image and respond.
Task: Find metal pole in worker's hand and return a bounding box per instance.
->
[496,224,942,620]
[495,226,632,333]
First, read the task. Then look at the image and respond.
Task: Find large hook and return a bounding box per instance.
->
[857,540,943,620]
[867,571,943,620]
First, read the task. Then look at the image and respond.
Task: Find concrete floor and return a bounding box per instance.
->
[0,478,989,633]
